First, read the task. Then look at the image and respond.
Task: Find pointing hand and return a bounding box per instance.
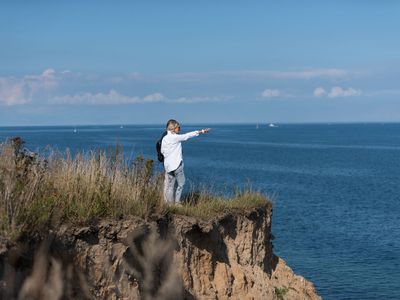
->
[199,128,211,134]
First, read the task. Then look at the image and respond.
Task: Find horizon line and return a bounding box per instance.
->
[1,121,399,128]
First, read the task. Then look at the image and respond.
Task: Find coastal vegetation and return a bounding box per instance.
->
[0,138,320,300]
[0,138,270,238]
[275,286,289,300]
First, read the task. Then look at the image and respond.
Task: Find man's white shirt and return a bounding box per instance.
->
[161,130,199,173]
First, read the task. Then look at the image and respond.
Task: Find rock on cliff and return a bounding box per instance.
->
[0,204,320,299]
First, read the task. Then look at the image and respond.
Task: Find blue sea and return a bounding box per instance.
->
[1,123,399,299]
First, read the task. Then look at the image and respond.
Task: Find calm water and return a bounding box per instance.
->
[1,123,399,299]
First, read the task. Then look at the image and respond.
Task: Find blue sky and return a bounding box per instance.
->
[1,1,400,125]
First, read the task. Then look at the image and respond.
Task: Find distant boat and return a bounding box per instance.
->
[256,123,259,129]
[120,125,124,129]
[73,128,77,133]
[269,123,278,128]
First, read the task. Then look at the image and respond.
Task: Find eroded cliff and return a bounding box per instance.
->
[0,204,320,299]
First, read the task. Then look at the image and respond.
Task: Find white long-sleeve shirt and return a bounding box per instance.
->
[161,130,199,173]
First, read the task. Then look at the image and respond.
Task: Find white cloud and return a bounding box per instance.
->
[42,69,56,77]
[328,86,361,98]
[313,86,362,98]
[49,91,231,105]
[262,89,281,98]
[24,68,58,91]
[143,92,165,102]
[0,69,59,106]
[169,68,355,83]
[0,78,28,105]
[270,69,348,80]
[313,87,327,97]
[49,90,165,105]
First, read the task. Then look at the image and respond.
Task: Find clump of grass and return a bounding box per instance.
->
[167,188,270,220]
[0,138,270,237]
[0,137,47,235]
[45,150,163,222]
[274,286,289,300]
[0,139,165,237]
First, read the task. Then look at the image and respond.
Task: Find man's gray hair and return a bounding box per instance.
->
[166,119,180,131]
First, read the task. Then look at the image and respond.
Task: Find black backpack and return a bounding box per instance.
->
[156,131,168,162]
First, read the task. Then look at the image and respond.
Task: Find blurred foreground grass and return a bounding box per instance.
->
[0,138,270,238]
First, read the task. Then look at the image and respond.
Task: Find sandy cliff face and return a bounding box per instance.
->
[170,206,320,300]
[0,205,321,299]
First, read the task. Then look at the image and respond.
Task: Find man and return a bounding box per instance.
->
[161,119,210,204]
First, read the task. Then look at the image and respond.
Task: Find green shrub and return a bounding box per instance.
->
[274,286,289,300]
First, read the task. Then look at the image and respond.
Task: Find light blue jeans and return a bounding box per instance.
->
[164,162,185,204]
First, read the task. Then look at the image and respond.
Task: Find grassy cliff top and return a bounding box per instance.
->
[0,139,270,238]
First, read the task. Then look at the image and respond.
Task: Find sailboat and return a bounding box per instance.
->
[269,123,277,128]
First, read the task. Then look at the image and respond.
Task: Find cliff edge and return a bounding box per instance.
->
[0,204,320,299]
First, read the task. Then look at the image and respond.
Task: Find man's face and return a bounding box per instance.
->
[174,126,181,134]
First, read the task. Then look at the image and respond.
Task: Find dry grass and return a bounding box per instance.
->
[0,138,271,299]
[0,138,270,237]
[0,139,165,237]
[169,188,270,220]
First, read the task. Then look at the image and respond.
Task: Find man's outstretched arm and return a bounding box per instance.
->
[173,128,210,142]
